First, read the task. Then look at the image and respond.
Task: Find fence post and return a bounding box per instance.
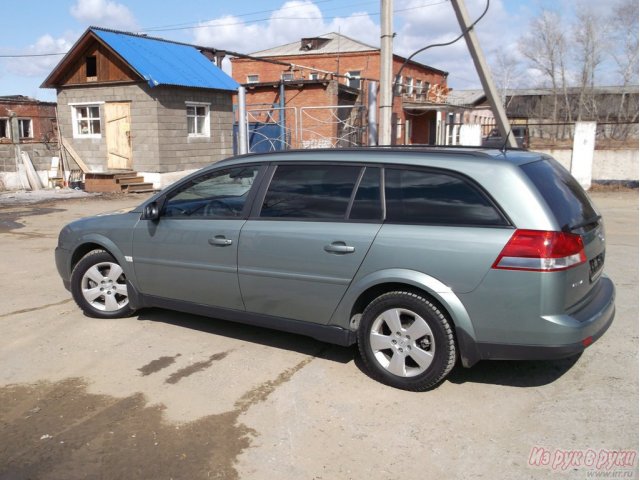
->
[237,86,248,155]
[368,81,378,146]
[571,121,597,189]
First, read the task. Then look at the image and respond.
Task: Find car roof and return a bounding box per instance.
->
[214,147,546,169]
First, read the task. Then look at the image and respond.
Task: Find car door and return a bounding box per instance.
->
[238,164,383,324]
[132,165,263,310]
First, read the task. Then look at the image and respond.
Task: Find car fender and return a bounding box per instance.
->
[71,233,138,285]
[331,268,481,367]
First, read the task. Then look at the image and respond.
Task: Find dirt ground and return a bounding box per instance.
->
[0,190,637,480]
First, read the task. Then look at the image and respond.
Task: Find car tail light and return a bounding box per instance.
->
[492,229,586,272]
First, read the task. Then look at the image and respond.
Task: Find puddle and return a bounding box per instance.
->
[0,378,252,480]
[0,207,65,233]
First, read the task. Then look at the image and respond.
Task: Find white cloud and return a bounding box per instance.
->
[5,34,74,78]
[70,0,138,31]
[192,1,378,55]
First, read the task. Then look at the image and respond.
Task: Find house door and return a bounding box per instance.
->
[105,102,132,170]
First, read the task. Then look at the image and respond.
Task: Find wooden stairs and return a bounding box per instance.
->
[84,171,154,193]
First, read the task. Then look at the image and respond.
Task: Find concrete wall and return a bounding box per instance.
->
[56,84,160,173]
[151,86,234,173]
[56,83,234,175]
[0,142,60,190]
[534,148,639,182]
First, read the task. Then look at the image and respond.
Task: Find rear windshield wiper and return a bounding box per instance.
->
[565,214,602,232]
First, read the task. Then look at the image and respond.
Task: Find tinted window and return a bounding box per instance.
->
[349,167,382,221]
[385,168,507,226]
[521,158,598,230]
[163,166,259,218]
[261,165,360,219]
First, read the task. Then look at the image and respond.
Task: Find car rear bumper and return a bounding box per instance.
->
[459,275,615,366]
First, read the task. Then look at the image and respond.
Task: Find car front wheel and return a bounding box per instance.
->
[70,250,134,319]
[357,291,456,391]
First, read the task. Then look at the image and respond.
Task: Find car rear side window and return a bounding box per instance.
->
[385,168,507,226]
[521,158,599,230]
[261,165,360,219]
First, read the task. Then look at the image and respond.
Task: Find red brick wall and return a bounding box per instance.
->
[232,50,448,145]
[0,100,57,144]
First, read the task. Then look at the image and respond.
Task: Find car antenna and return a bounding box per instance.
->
[500,127,512,155]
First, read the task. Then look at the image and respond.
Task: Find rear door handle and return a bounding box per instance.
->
[324,241,355,254]
[209,235,233,246]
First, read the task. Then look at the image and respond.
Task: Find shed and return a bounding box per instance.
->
[42,27,239,189]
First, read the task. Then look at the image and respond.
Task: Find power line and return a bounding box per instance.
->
[142,1,448,33]
[1,0,449,59]
[0,52,66,58]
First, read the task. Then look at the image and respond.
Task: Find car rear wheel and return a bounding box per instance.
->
[71,250,134,319]
[357,291,456,391]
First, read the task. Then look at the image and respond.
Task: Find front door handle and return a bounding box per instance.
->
[324,241,355,254]
[209,235,233,246]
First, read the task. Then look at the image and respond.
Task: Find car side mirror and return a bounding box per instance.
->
[142,201,161,221]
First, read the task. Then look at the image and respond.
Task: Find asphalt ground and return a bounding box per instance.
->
[0,189,637,480]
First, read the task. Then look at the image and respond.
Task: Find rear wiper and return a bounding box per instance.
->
[566,214,602,232]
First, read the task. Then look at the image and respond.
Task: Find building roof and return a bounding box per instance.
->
[42,27,239,91]
[250,32,377,57]
[0,95,56,105]
[448,85,640,107]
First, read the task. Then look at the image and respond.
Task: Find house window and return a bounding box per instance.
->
[395,75,403,95]
[406,77,414,95]
[424,82,431,98]
[0,118,9,139]
[18,119,33,139]
[72,105,101,138]
[415,79,423,98]
[281,72,294,81]
[186,103,210,137]
[86,56,97,80]
[346,70,361,89]
[247,74,259,83]
[309,72,320,80]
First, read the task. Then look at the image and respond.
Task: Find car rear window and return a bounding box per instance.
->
[521,158,598,230]
[384,168,508,226]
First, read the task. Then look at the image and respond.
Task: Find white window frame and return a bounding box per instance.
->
[395,75,403,95]
[70,102,103,139]
[309,72,320,80]
[406,77,414,95]
[18,118,33,139]
[0,118,10,139]
[186,101,210,138]
[346,70,361,89]
[281,72,294,81]
[247,74,259,83]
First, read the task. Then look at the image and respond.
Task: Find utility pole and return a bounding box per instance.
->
[379,0,393,145]
[450,0,517,148]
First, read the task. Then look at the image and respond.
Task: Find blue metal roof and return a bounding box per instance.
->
[92,28,239,91]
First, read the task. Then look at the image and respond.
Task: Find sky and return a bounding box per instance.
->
[0,0,632,101]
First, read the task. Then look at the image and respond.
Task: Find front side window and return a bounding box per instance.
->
[163,166,260,218]
[18,119,33,138]
[261,165,361,219]
[385,168,507,226]
[186,103,210,137]
[72,105,101,138]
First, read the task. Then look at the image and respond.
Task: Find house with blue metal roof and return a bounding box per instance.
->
[42,27,239,189]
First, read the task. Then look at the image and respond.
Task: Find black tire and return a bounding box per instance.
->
[70,250,134,319]
[357,291,456,391]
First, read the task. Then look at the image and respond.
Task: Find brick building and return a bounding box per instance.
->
[0,96,58,189]
[42,27,238,188]
[231,33,450,147]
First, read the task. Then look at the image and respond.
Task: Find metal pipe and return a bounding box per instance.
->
[237,86,248,155]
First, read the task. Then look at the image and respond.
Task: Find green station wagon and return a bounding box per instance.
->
[55,148,615,391]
